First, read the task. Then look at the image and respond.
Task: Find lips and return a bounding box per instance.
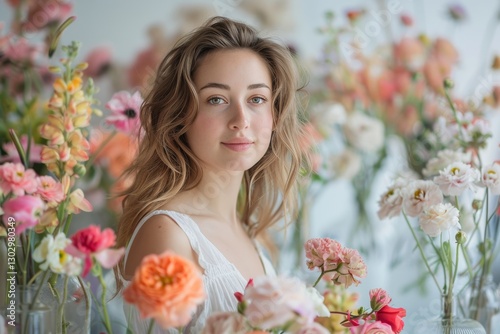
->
[222,139,253,152]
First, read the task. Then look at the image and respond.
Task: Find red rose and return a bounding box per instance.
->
[375,305,406,333]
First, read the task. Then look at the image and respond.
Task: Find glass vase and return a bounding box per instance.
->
[1,285,56,334]
[415,293,486,334]
[458,274,500,333]
[37,275,91,334]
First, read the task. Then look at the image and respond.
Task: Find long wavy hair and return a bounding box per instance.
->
[114,16,308,291]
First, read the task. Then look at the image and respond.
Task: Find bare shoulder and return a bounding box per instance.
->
[123,213,199,279]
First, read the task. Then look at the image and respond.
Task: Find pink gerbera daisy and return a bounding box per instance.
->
[105,91,143,135]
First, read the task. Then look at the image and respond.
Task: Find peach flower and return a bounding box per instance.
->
[201,312,247,334]
[123,252,205,329]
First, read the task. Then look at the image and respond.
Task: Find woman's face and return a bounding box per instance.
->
[187,49,274,174]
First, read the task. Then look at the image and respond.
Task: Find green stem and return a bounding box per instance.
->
[97,265,113,334]
[77,276,91,333]
[58,275,69,334]
[403,212,441,291]
[313,268,325,287]
[147,319,155,334]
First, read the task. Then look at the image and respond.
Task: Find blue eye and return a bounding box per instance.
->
[250,97,265,104]
[208,97,225,105]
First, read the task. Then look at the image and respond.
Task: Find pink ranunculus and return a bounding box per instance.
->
[295,322,330,334]
[304,238,343,271]
[201,312,247,334]
[349,321,394,334]
[369,288,392,312]
[69,225,125,276]
[35,176,64,205]
[105,91,143,135]
[402,180,443,217]
[2,195,45,234]
[0,162,38,196]
[332,247,367,288]
[1,135,43,163]
[433,162,480,196]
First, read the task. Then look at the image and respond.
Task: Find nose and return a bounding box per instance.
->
[229,102,249,130]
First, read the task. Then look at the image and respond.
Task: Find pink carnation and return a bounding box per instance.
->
[2,195,45,235]
[69,225,125,276]
[0,162,38,196]
[304,238,343,271]
[331,247,367,288]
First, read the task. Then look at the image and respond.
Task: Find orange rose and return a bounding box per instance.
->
[123,252,205,329]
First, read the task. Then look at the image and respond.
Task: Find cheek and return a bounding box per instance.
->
[253,113,274,144]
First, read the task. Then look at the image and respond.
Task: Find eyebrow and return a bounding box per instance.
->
[199,82,271,91]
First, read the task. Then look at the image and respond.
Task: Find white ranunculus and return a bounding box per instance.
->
[433,162,480,196]
[377,177,407,219]
[330,149,362,180]
[343,112,385,153]
[423,149,472,177]
[419,203,460,237]
[482,163,500,195]
[305,287,331,318]
[402,180,443,217]
[311,103,347,137]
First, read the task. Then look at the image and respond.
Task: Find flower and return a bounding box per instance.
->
[0,162,38,196]
[422,149,471,177]
[305,238,343,270]
[349,321,394,334]
[375,305,406,333]
[32,232,82,275]
[1,135,42,163]
[105,91,143,135]
[377,178,407,219]
[2,195,44,235]
[202,312,247,334]
[343,112,385,153]
[433,162,480,196]
[34,176,64,206]
[419,202,460,237]
[481,163,500,195]
[402,180,443,217]
[123,251,205,329]
[369,288,392,312]
[68,225,125,276]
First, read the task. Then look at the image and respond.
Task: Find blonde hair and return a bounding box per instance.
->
[115,16,308,290]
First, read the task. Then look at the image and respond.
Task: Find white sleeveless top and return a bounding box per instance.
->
[120,210,276,333]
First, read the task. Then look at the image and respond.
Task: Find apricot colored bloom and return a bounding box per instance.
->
[369,289,392,312]
[123,252,205,329]
[0,162,37,195]
[433,162,480,196]
[402,180,443,217]
[35,176,64,206]
[202,312,247,334]
[105,91,143,135]
[349,321,393,334]
[69,225,125,276]
[481,163,500,195]
[2,195,45,235]
[32,232,82,276]
[419,203,460,237]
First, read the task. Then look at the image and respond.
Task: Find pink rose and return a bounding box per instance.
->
[0,162,38,196]
[369,289,392,312]
[295,322,330,334]
[350,321,394,333]
[2,195,45,234]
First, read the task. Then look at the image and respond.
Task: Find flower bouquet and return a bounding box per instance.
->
[377,80,497,332]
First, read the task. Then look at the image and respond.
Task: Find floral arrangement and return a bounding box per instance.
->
[123,237,406,334]
[377,80,499,329]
